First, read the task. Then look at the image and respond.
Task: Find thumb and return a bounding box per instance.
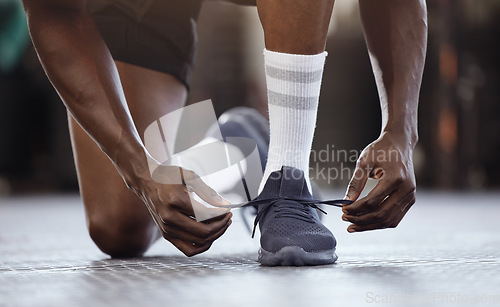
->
[345,161,370,202]
[189,196,230,222]
[183,171,231,207]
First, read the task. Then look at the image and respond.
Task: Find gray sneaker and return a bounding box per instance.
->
[245,166,351,266]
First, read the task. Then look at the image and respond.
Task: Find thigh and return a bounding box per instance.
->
[69,61,188,257]
[88,0,203,89]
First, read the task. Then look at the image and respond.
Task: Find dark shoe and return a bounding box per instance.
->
[245,166,351,266]
[240,179,324,234]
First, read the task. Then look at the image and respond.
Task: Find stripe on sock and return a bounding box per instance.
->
[266,76,322,98]
[265,66,323,83]
[267,91,319,110]
[259,49,327,193]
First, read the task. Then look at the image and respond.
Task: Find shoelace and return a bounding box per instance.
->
[242,197,353,238]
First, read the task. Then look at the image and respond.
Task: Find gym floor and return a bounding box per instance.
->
[1,191,499,307]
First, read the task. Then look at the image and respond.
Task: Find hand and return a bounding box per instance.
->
[342,131,416,232]
[122,161,232,257]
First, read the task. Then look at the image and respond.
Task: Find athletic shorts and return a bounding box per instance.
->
[88,0,256,89]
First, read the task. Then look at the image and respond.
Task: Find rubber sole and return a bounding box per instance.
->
[258,246,338,266]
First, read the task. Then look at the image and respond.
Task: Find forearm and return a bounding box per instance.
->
[359,0,427,147]
[24,3,148,176]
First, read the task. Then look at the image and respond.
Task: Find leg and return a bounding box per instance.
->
[252,0,339,266]
[69,62,187,257]
[256,0,335,192]
[256,0,334,54]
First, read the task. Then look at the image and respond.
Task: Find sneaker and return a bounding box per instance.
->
[239,179,324,234]
[244,166,351,266]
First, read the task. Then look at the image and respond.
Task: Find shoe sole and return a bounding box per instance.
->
[258,246,337,266]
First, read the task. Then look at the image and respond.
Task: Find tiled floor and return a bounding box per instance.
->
[1,191,500,307]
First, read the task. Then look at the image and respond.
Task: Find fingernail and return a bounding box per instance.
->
[222,198,231,206]
[342,215,348,221]
[228,220,232,226]
[347,228,356,233]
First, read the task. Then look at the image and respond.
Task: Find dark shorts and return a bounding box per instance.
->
[88,0,256,89]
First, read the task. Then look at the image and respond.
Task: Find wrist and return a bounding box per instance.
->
[380,128,418,151]
[381,113,418,149]
[107,131,151,184]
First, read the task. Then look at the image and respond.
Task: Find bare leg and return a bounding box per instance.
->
[256,0,335,54]
[69,62,187,257]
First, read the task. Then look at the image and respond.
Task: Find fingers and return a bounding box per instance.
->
[149,205,232,256]
[140,166,234,257]
[388,193,415,227]
[152,166,231,208]
[168,237,213,257]
[162,209,232,239]
[164,215,232,247]
[342,175,400,216]
[343,188,415,232]
[340,134,417,233]
[164,216,232,257]
[155,198,232,242]
[166,187,230,221]
[345,159,371,202]
[189,195,230,221]
[181,169,231,207]
[162,184,196,217]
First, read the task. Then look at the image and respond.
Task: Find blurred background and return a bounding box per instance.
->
[0,0,499,195]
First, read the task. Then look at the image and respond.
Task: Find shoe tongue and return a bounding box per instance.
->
[259,166,310,199]
[279,166,306,198]
[258,170,282,199]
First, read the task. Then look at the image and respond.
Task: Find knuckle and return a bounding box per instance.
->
[200,226,213,238]
[409,197,416,206]
[348,180,360,193]
[207,224,219,236]
[393,175,404,186]
[408,185,417,195]
[196,237,211,245]
[356,158,368,169]
[159,209,173,223]
[348,215,358,223]
[199,242,212,253]
[373,211,386,221]
[162,228,176,239]
[365,198,378,209]
[402,188,416,208]
[408,194,416,205]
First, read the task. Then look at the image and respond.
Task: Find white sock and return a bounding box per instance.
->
[259,49,327,194]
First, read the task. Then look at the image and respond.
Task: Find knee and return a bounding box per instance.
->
[88,215,156,258]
